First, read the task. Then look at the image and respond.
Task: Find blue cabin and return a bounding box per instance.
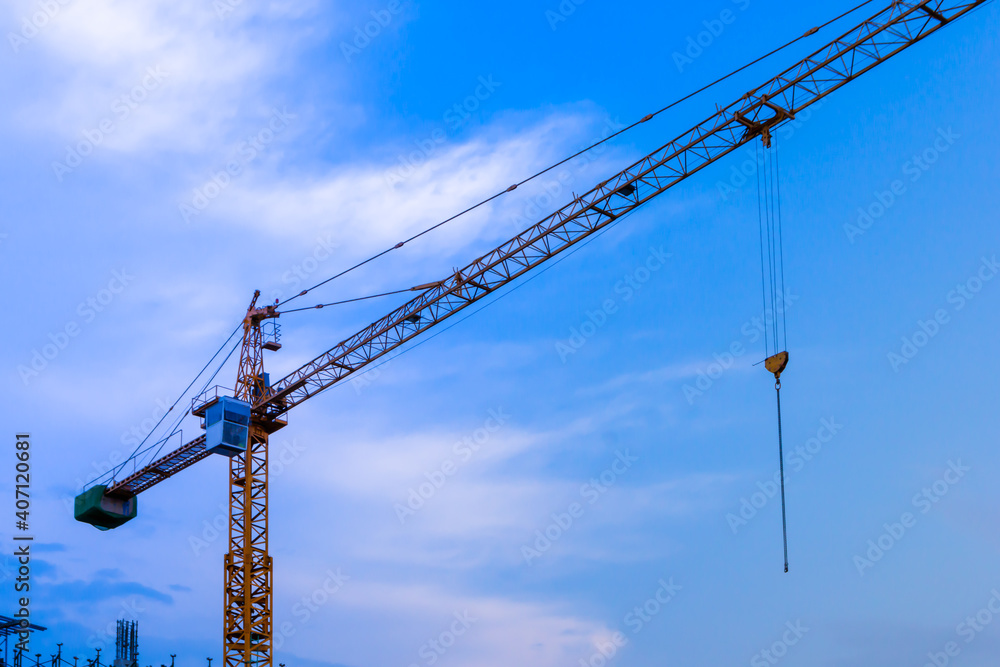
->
[205,396,252,457]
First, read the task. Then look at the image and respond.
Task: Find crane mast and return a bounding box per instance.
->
[226,292,281,667]
[72,2,989,665]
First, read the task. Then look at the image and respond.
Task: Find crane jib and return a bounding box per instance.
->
[87,0,986,508]
[258,0,987,417]
[75,3,989,665]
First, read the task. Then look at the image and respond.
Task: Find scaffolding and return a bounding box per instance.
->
[0,615,46,667]
[0,619,222,667]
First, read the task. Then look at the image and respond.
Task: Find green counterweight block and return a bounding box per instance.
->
[74,485,137,530]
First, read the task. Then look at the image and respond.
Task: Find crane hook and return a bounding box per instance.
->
[765,350,790,573]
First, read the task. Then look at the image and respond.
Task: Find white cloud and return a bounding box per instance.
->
[288,578,619,667]
[8,0,321,153]
[585,355,758,397]
[275,401,734,571]
[210,108,631,270]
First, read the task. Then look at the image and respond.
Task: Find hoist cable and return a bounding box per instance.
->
[276,0,876,310]
[775,139,788,350]
[90,322,243,488]
[118,330,244,483]
[762,147,773,347]
[151,332,243,464]
[755,141,770,358]
[770,141,782,349]
[753,129,791,575]
[768,146,779,349]
[776,381,789,573]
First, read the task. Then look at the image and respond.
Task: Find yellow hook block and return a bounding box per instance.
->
[765,351,789,380]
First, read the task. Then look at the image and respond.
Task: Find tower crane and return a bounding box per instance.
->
[73,2,989,666]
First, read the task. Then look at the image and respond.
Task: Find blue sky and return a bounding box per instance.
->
[2,0,1000,665]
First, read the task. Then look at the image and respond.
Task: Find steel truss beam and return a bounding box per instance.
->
[224,294,274,667]
[258,0,986,419]
[224,424,271,667]
[108,1,986,500]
